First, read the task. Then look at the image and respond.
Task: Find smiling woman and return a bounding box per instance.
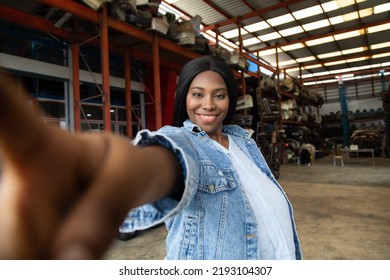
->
[120,56,302,260]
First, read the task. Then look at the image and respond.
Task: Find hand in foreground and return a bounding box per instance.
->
[0,71,179,259]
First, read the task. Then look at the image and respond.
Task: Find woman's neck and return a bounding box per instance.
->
[209,133,229,149]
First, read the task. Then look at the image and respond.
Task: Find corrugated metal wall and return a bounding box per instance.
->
[318,79,384,116]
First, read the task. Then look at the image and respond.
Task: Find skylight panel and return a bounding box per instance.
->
[301,73,314,79]
[329,15,344,25]
[322,1,339,12]
[306,36,334,46]
[346,57,367,63]
[279,26,304,37]
[313,71,330,76]
[296,56,315,63]
[242,37,261,47]
[324,60,346,66]
[244,21,270,33]
[322,79,337,83]
[303,81,318,86]
[221,28,248,39]
[303,19,330,31]
[258,32,281,42]
[305,64,322,69]
[277,59,297,67]
[293,5,323,20]
[372,53,390,59]
[359,8,373,18]
[258,49,276,57]
[351,65,372,71]
[334,30,363,40]
[342,11,359,22]
[371,42,390,50]
[330,69,348,74]
[341,46,367,56]
[318,51,342,59]
[281,43,305,52]
[267,14,295,27]
[367,23,390,34]
[374,2,390,14]
[285,67,300,72]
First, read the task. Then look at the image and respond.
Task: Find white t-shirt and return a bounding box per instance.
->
[211,135,296,259]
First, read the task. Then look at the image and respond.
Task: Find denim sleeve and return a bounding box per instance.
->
[119,127,199,233]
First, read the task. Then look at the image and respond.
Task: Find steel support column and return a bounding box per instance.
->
[124,49,133,138]
[100,3,111,131]
[152,32,162,129]
[71,42,81,131]
[338,77,350,147]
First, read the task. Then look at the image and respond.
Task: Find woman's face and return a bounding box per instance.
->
[186,70,229,137]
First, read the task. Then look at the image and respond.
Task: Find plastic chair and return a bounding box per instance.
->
[332,148,344,166]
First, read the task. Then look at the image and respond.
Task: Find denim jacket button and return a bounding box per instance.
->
[208,185,215,192]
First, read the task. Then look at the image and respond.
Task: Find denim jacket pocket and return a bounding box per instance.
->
[198,161,237,194]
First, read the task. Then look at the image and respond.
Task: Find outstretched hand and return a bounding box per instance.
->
[0,71,179,259]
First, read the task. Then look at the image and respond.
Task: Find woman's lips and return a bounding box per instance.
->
[198,114,217,122]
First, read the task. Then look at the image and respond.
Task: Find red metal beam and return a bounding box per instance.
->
[40,0,99,23]
[124,48,133,138]
[152,32,162,129]
[71,41,81,131]
[0,4,71,39]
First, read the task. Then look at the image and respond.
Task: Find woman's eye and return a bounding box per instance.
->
[192,92,203,97]
[215,93,226,99]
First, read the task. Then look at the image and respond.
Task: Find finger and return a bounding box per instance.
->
[0,70,49,164]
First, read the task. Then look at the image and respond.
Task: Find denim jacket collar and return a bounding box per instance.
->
[183,119,251,140]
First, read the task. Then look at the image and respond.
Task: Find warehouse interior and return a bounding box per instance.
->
[0,0,389,259]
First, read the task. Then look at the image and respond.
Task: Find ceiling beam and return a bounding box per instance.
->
[0,4,70,39]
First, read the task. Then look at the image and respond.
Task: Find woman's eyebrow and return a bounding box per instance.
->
[189,86,205,90]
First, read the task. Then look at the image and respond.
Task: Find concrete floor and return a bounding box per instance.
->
[103,155,390,260]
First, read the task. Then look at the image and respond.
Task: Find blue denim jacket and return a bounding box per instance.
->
[119,119,302,260]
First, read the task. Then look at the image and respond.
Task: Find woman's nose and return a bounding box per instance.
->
[202,97,215,110]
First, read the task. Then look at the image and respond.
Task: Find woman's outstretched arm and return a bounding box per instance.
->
[0,71,182,259]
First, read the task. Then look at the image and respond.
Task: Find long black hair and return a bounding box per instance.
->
[172,55,238,127]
